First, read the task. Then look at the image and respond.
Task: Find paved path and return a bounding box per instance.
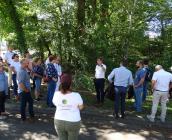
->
[0,100,172,140]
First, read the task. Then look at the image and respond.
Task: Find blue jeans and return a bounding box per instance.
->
[114,86,127,115]
[47,80,56,107]
[35,78,42,92]
[12,74,18,96]
[142,81,148,102]
[134,87,143,112]
[20,92,34,120]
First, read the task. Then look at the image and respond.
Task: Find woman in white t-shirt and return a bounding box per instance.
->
[52,73,84,140]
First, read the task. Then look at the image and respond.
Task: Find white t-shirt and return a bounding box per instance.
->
[95,64,106,79]
[53,91,83,122]
[10,61,21,74]
[152,69,172,91]
[4,51,14,65]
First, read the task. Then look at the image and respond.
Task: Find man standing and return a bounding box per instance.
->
[108,60,133,119]
[142,59,153,102]
[94,57,106,105]
[4,46,14,88]
[17,59,34,121]
[147,65,172,122]
[134,60,146,112]
[54,56,62,91]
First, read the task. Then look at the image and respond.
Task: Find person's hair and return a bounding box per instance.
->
[20,58,27,64]
[138,60,144,66]
[143,59,149,65]
[121,59,128,67]
[60,74,72,94]
[97,57,103,62]
[33,57,41,63]
[12,53,18,59]
[48,53,52,57]
[49,55,56,62]
[24,51,29,58]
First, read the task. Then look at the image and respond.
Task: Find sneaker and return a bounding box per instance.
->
[147,115,154,122]
[0,116,7,119]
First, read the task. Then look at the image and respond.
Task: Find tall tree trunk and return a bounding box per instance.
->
[3,0,27,53]
[77,0,85,35]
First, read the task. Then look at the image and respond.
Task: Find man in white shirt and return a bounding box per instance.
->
[94,57,106,105]
[4,46,14,88]
[147,65,172,122]
[10,54,21,98]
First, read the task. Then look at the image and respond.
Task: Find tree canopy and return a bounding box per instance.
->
[0,0,172,72]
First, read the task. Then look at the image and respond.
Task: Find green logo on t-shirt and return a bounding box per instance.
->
[62,99,67,104]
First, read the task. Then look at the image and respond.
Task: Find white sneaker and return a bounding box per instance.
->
[0,116,7,119]
[147,115,154,122]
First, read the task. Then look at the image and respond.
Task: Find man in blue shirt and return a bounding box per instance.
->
[108,60,133,119]
[17,59,34,121]
[134,60,146,112]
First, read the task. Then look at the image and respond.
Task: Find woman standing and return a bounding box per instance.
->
[32,58,44,101]
[46,55,58,107]
[53,73,84,140]
[0,62,8,119]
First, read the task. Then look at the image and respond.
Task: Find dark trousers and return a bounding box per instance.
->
[94,78,105,103]
[47,80,56,107]
[20,92,34,120]
[0,91,6,115]
[114,86,127,115]
[12,74,18,96]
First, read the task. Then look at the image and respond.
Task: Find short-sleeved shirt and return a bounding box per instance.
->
[33,65,44,79]
[108,66,133,87]
[152,69,172,92]
[17,68,31,93]
[0,72,8,95]
[95,64,106,79]
[10,61,21,74]
[134,68,146,88]
[46,63,58,79]
[4,51,14,65]
[53,91,83,122]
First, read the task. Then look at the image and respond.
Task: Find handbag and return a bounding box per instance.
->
[105,82,115,101]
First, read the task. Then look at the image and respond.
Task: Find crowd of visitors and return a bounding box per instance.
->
[0,46,172,140]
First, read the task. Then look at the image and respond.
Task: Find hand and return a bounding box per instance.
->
[52,78,58,82]
[25,89,30,93]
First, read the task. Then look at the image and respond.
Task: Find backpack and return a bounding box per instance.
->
[145,68,153,82]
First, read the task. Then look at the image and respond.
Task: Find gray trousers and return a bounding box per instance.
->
[54,119,81,140]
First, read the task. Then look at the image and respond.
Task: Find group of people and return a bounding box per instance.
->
[94,57,172,122]
[0,46,84,140]
[0,46,172,140]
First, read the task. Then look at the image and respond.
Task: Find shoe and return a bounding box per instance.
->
[113,113,119,119]
[0,116,7,119]
[121,114,125,119]
[147,115,154,122]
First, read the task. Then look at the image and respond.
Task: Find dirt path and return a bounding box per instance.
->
[0,98,172,140]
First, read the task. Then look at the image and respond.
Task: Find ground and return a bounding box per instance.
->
[0,89,172,140]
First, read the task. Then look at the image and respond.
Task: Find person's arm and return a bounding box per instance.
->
[151,80,156,91]
[129,72,134,86]
[10,66,16,74]
[5,73,8,95]
[134,71,146,88]
[19,83,29,93]
[108,69,115,83]
[78,104,84,110]
[101,64,106,71]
